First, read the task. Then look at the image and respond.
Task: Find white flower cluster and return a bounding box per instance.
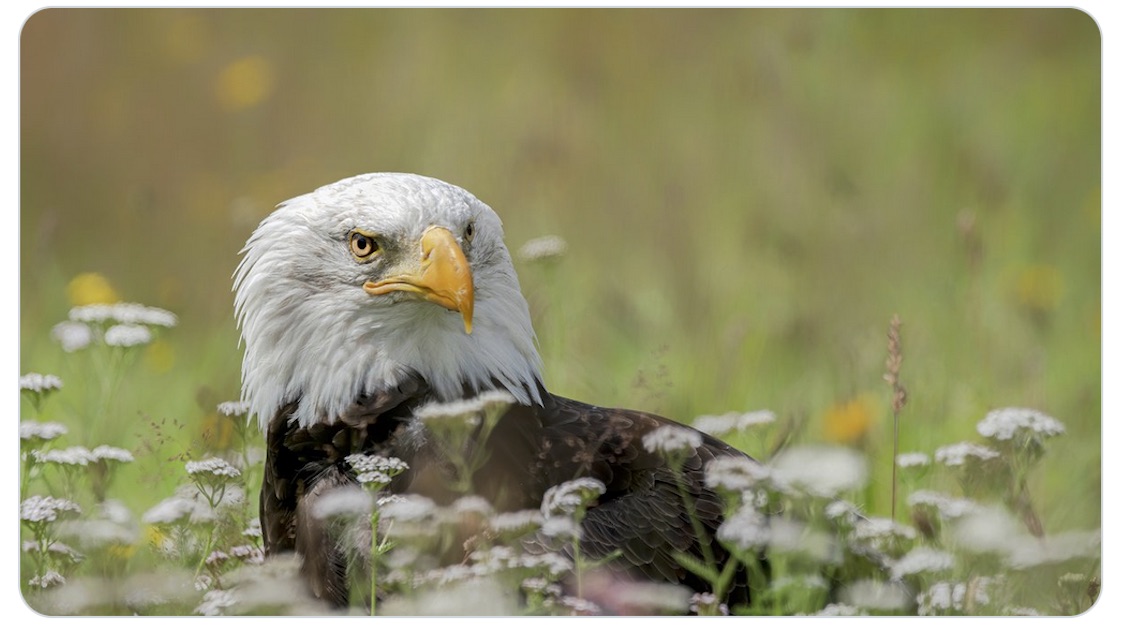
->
[33,446,96,466]
[838,579,913,611]
[21,495,82,523]
[195,589,237,616]
[895,452,930,468]
[19,373,63,393]
[934,441,1000,467]
[890,546,955,579]
[704,455,770,492]
[69,302,178,327]
[345,454,408,486]
[29,571,67,589]
[691,409,777,437]
[142,484,245,525]
[416,390,516,424]
[916,578,994,616]
[51,302,176,353]
[104,323,152,348]
[310,486,372,520]
[851,517,917,544]
[517,235,568,263]
[489,509,545,536]
[185,457,241,479]
[540,477,606,518]
[20,420,68,442]
[770,445,868,497]
[976,407,1066,441]
[1006,529,1101,569]
[379,494,439,524]
[907,490,980,519]
[51,321,94,352]
[92,445,135,463]
[217,400,251,417]
[716,505,771,551]
[642,425,702,455]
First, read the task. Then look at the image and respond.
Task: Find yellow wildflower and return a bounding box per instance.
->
[823,393,880,445]
[67,272,119,306]
[214,55,275,111]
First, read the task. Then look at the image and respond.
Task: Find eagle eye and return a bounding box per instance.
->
[464,221,476,243]
[349,231,379,259]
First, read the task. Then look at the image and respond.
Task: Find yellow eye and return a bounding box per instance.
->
[464,222,476,243]
[349,231,379,259]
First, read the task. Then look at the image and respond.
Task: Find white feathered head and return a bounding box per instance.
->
[233,173,543,428]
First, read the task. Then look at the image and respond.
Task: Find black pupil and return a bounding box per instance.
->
[355,235,369,253]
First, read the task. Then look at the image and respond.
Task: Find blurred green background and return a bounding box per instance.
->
[20,9,1100,528]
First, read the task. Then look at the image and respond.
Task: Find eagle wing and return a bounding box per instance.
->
[479,394,753,602]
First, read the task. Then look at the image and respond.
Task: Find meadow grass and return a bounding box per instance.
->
[18,8,1100,616]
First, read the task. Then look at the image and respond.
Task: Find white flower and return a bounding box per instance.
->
[143,485,243,525]
[851,517,917,543]
[691,410,776,436]
[69,302,177,327]
[21,496,82,523]
[1006,530,1101,569]
[950,506,1025,554]
[890,546,955,579]
[977,407,1065,441]
[346,454,408,483]
[934,441,1000,467]
[33,446,95,466]
[541,478,606,517]
[22,540,84,563]
[20,373,63,393]
[217,401,250,417]
[60,518,138,548]
[379,494,437,523]
[705,455,770,492]
[51,321,93,352]
[489,509,544,535]
[917,578,994,615]
[541,516,582,541]
[642,425,702,455]
[517,235,568,262]
[416,390,515,424]
[450,495,494,519]
[895,452,930,468]
[185,457,241,479]
[20,420,68,441]
[825,499,863,523]
[770,445,868,497]
[92,445,134,463]
[243,518,262,538]
[839,579,913,611]
[229,544,265,565]
[716,505,771,551]
[310,486,372,520]
[142,496,197,525]
[807,603,863,616]
[104,323,152,347]
[29,571,66,589]
[194,589,237,616]
[907,490,981,519]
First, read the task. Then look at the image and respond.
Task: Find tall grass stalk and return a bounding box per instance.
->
[884,314,907,522]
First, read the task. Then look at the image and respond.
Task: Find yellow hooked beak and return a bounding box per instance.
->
[362,226,474,334]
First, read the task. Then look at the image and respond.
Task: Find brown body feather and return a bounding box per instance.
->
[261,379,756,608]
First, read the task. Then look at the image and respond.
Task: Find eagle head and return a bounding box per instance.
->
[233,173,544,429]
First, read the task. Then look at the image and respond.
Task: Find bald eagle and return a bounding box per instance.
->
[234,173,757,609]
